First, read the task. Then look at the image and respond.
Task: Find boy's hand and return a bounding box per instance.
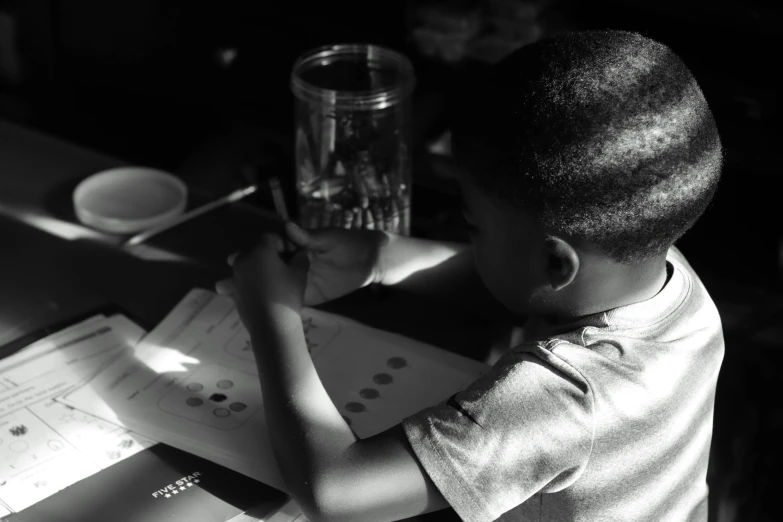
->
[216,232,309,321]
[283,222,388,305]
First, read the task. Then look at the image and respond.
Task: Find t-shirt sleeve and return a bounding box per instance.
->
[403,343,595,522]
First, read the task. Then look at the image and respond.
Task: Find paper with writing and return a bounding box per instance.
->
[0,315,155,513]
[61,289,489,491]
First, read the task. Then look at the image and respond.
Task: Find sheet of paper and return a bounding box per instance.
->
[0,315,156,514]
[0,314,106,388]
[61,289,489,491]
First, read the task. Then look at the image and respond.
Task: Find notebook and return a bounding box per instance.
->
[5,443,287,522]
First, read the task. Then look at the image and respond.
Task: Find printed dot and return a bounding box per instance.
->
[186,397,203,407]
[9,441,28,453]
[342,415,352,425]
[217,380,234,389]
[345,402,366,413]
[213,408,230,417]
[209,393,228,403]
[359,388,380,400]
[186,383,204,392]
[387,357,408,369]
[372,373,394,385]
[229,402,247,412]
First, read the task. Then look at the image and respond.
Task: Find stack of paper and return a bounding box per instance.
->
[5,441,289,522]
[58,289,489,492]
[0,314,156,517]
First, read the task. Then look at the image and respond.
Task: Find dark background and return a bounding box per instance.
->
[0,1,779,521]
[0,0,778,286]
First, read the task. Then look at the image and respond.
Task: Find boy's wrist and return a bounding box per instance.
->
[246,302,302,339]
[371,230,393,286]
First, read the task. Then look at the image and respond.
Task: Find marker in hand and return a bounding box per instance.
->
[269,176,301,262]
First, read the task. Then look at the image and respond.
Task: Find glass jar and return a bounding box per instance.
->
[291,44,416,235]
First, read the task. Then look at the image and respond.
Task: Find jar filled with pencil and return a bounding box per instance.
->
[291,44,416,235]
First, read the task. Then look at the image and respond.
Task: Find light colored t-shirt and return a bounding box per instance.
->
[403,247,724,521]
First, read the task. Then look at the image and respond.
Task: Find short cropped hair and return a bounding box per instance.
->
[452,30,723,263]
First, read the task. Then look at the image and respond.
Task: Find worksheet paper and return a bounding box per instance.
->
[0,315,155,515]
[61,289,489,491]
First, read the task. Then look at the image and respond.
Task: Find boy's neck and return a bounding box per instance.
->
[541,253,671,325]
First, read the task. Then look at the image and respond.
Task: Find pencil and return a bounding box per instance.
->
[268,176,289,221]
[124,185,258,247]
[269,176,300,260]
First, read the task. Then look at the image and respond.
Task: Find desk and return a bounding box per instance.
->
[0,119,121,242]
[0,116,511,355]
[0,116,233,348]
[0,215,221,354]
[0,119,506,521]
[0,119,284,266]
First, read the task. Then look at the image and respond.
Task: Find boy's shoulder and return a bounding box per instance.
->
[402,246,722,522]
[522,245,723,381]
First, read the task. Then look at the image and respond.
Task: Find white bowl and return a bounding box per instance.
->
[73,167,188,234]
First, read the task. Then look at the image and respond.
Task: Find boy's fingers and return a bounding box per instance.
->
[257,232,284,253]
[215,279,235,297]
[286,221,329,253]
[226,233,285,268]
[289,249,310,272]
[285,221,310,247]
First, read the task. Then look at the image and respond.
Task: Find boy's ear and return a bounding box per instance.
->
[544,237,579,291]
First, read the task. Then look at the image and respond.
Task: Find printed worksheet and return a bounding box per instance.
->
[61,289,489,491]
[0,315,155,514]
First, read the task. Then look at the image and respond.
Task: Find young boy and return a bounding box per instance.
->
[218,30,724,521]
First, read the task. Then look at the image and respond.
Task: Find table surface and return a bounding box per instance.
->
[0,117,512,354]
[0,117,505,521]
[4,117,783,522]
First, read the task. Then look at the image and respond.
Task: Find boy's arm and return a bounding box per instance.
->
[250,305,449,522]
[378,234,518,323]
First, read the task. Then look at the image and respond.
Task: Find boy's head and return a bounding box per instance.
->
[452,30,723,316]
